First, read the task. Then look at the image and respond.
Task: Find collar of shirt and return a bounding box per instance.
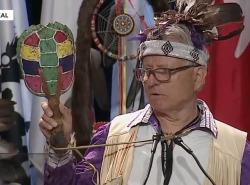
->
[128,100,217,138]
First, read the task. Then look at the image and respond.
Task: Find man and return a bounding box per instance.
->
[39,4,250,185]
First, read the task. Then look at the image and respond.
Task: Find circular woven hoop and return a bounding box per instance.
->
[91,0,137,61]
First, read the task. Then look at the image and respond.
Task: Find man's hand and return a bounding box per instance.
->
[39,101,73,143]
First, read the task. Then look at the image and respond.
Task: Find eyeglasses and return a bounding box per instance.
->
[135,65,200,83]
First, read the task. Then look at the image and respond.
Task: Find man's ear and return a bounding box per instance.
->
[193,66,207,92]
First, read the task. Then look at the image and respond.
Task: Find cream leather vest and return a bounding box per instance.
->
[100,112,247,185]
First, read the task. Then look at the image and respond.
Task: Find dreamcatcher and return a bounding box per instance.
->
[91,0,137,61]
[91,0,147,114]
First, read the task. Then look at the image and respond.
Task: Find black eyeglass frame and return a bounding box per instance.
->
[135,64,201,83]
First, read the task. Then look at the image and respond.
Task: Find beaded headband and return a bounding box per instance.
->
[139,40,209,66]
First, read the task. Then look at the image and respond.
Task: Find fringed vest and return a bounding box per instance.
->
[100,112,247,185]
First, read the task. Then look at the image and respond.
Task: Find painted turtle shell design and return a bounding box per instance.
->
[17,22,75,96]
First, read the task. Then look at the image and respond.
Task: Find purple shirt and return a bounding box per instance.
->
[44,101,250,185]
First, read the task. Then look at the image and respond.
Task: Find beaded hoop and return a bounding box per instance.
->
[113,14,134,36]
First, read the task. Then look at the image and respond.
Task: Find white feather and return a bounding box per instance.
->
[176,0,214,13]
[176,0,197,13]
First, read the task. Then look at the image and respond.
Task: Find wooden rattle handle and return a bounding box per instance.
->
[40,67,69,150]
[48,96,68,149]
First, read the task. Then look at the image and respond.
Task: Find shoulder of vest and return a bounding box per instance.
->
[215,119,247,138]
[109,104,151,136]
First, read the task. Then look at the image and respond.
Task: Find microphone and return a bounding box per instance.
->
[143,134,161,185]
[173,137,216,185]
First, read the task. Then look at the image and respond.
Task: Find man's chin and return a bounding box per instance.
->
[149,94,166,101]
[150,102,166,111]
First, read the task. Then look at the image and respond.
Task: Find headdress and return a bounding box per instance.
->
[139,0,244,65]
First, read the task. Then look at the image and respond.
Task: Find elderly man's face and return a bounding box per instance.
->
[142,55,206,113]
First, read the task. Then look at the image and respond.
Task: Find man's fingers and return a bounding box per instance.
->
[40,101,72,142]
[59,103,71,116]
[39,119,53,131]
[40,127,51,139]
[41,102,53,117]
[41,114,58,128]
[39,118,53,140]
